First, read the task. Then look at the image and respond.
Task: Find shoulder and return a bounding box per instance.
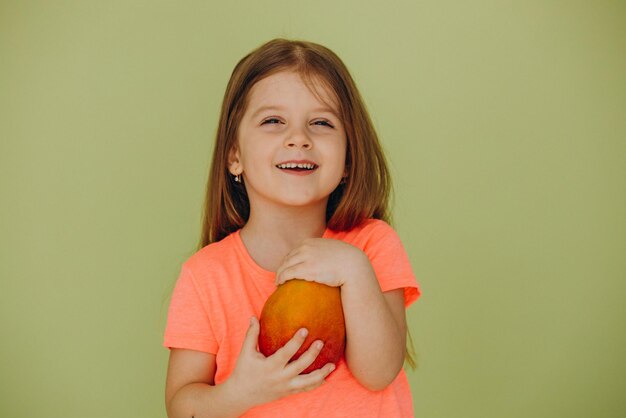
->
[332,219,420,303]
[327,219,402,250]
[356,218,398,238]
[329,218,397,241]
[180,232,241,281]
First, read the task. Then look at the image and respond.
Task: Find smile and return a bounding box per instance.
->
[275,162,318,170]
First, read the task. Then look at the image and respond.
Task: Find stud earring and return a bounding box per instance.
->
[234,174,241,183]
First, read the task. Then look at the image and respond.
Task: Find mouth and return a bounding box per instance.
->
[275,161,319,173]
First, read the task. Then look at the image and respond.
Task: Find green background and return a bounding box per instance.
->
[1,1,624,417]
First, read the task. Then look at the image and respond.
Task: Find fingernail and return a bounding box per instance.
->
[299,328,308,337]
[315,341,324,350]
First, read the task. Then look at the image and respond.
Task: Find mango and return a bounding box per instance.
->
[258,279,346,374]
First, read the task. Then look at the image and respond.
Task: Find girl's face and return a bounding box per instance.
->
[230,71,347,212]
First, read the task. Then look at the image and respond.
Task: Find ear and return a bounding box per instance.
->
[228,146,242,176]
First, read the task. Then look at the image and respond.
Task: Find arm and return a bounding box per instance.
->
[165,349,250,418]
[165,318,335,418]
[341,264,407,391]
[275,240,409,391]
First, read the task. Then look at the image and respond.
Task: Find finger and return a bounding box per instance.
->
[275,261,307,285]
[282,246,302,262]
[271,327,308,364]
[284,339,324,375]
[291,379,324,395]
[241,316,260,354]
[290,363,336,392]
[275,249,303,278]
[278,246,304,271]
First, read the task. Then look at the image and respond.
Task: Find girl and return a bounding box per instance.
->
[164,38,421,417]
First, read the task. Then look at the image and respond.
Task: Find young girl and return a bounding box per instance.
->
[164,38,421,417]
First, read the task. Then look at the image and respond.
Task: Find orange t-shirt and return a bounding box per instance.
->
[164,219,422,417]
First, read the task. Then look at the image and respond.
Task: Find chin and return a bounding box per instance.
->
[280,197,325,208]
[274,192,331,208]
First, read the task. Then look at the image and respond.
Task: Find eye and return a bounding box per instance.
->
[261,118,282,125]
[312,120,334,128]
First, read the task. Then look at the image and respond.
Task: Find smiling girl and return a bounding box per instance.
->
[164,38,421,418]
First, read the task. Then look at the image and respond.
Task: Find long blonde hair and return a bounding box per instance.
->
[197,38,416,369]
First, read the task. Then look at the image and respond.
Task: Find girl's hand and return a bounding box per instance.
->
[226,317,336,409]
[275,238,372,287]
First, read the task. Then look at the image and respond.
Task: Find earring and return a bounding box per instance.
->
[234,174,241,183]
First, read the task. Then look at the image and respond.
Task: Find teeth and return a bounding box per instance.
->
[277,163,316,169]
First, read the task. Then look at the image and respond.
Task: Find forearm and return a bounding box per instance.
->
[167,379,254,418]
[341,267,406,391]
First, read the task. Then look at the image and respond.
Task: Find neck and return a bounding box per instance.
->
[241,202,328,249]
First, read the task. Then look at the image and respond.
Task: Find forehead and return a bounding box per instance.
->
[246,71,339,113]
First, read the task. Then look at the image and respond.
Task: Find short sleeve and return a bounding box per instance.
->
[163,264,219,353]
[362,221,422,307]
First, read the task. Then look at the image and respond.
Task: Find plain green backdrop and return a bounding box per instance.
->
[1,1,624,417]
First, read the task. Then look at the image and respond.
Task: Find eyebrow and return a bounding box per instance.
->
[250,105,340,119]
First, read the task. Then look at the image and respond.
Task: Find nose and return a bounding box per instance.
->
[284,128,312,150]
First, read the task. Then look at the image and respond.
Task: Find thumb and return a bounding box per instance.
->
[242,316,260,353]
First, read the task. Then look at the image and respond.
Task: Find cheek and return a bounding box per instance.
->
[239,143,266,170]
[325,145,347,183]
[334,139,348,171]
